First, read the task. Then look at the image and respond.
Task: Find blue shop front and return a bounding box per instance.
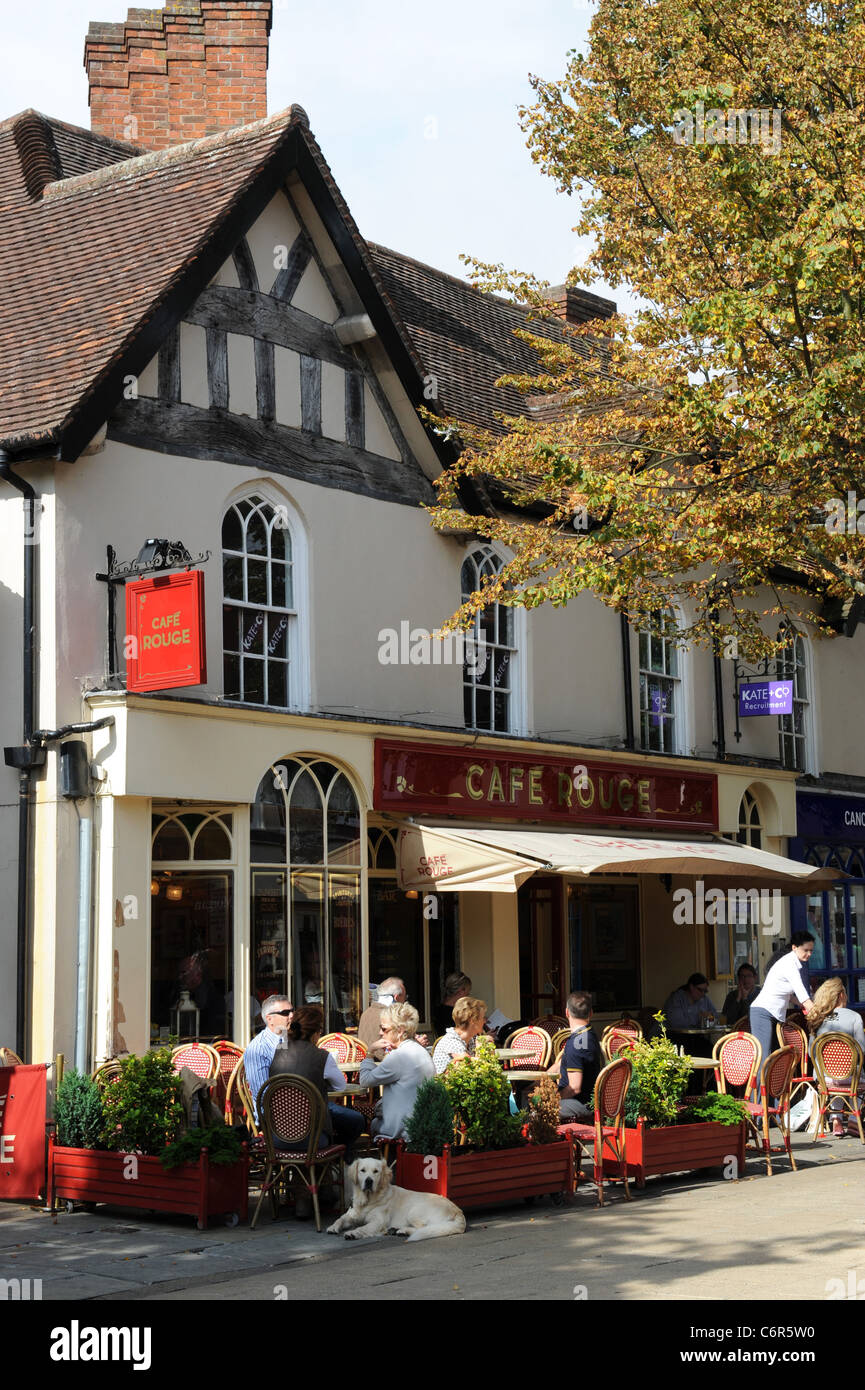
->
[789,791,865,1007]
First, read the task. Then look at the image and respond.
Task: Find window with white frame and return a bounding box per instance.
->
[461,547,518,733]
[222,494,296,707]
[638,609,682,753]
[776,627,809,771]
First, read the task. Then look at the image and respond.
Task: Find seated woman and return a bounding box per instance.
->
[432,996,487,1073]
[807,977,865,1137]
[269,1004,364,1159]
[358,1001,435,1140]
[722,963,759,1027]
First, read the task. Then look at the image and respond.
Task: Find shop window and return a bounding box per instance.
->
[567,883,640,1011]
[366,824,459,1027]
[638,609,682,754]
[461,546,519,734]
[149,811,236,1044]
[222,493,298,708]
[776,626,810,771]
[736,790,762,849]
[250,758,361,1032]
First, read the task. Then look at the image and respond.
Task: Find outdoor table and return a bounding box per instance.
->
[505,1069,551,1083]
[328,1082,369,1099]
[674,1025,727,1035]
[337,1060,362,1073]
[689,1057,722,1069]
[496,1048,523,1060]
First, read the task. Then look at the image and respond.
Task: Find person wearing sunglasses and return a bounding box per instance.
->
[243,994,295,1121]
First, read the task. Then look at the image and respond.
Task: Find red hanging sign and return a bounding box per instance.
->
[0,1064,47,1202]
[126,570,206,693]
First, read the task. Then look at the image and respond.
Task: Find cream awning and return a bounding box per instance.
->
[396,823,840,895]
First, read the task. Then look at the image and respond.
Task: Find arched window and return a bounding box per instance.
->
[461,546,519,733]
[638,609,683,753]
[250,757,361,1032]
[776,626,809,771]
[222,494,299,708]
[736,790,762,849]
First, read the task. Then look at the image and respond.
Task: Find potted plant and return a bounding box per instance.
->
[602,1015,746,1187]
[49,1050,248,1228]
[396,1039,576,1209]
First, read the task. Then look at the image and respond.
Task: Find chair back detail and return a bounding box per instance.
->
[603,1029,640,1062]
[231,1060,262,1138]
[777,1022,808,1070]
[714,1032,762,1094]
[213,1041,244,1079]
[91,1059,123,1089]
[503,1026,552,1068]
[597,1056,632,1121]
[549,1028,570,1061]
[813,1033,863,1084]
[529,1016,568,1034]
[762,1046,796,1101]
[349,1037,368,1061]
[171,1042,219,1081]
[319,1033,352,1064]
[258,1074,323,1160]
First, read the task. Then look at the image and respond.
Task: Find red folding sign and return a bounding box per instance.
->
[0,1064,47,1202]
[125,570,206,693]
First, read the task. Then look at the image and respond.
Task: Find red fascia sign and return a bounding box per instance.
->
[0,1064,47,1201]
[125,570,206,693]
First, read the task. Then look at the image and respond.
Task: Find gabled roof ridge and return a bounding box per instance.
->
[45,113,148,160]
[43,104,309,201]
[368,240,547,319]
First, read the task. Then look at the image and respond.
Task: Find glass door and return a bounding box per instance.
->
[518,877,563,1019]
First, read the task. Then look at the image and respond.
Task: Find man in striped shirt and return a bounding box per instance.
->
[243,995,294,1121]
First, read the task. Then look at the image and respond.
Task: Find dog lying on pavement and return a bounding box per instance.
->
[327,1158,466,1242]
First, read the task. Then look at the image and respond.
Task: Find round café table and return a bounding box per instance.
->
[337,1060,362,1073]
[505,1069,551,1083]
[496,1048,523,1061]
[328,1082,370,1099]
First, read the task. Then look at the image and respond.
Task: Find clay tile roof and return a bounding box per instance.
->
[0,106,308,453]
[368,243,616,434]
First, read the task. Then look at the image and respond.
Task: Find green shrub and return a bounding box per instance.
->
[405,1078,454,1155]
[440,1035,524,1151]
[620,1012,692,1128]
[100,1049,183,1155]
[160,1125,245,1170]
[55,1069,104,1149]
[681,1092,748,1127]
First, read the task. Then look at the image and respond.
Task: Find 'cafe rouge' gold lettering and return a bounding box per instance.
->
[373,739,718,832]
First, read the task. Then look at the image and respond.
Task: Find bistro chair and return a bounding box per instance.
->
[319,1033,354,1064]
[0,1048,23,1066]
[812,1034,865,1144]
[730,1016,750,1034]
[713,1031,762,1101]
[776,1020,818,1109]
[743,1046,798,1176]
[171,1042,220,1082]
[348,1037,368,1062]
[601,1025,642,1062]
[91,1059,123,1089]
[529,1015,568,1035]
[212,1041,244,1118]
[549,1028,570,1062]
[502,1026,552,1069]
[226,1060,262,1140]
[251,1075,346,1233]
[557,1056,633,1207]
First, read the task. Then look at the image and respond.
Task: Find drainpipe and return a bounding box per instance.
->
[620,611,636,750]
[0,454,39,1062]
[711,611,726,760]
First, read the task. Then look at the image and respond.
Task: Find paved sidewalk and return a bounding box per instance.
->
[2,1131,862,1302]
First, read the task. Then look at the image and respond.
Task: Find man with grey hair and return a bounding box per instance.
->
[243,994,294,1121]
[358,977,406,1057]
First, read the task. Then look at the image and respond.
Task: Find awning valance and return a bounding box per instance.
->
[396,823,840,895]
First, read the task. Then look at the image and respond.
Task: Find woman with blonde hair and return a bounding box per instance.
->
[358,1001,435,1140]
[807,978,865,1137]
[432,997,487,1073]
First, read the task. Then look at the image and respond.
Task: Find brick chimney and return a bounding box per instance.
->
[84,2,273,151]
[547,284,617,325]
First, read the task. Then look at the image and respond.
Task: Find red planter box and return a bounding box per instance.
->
[48,1139,249,1230]
[600,1120,745,1189]
[395,1139,576,1210]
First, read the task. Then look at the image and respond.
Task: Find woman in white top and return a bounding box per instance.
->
[358,1001,435,1140]
[432,996,487,1073]
[749,931,814,1078]
[807,977,865,1136]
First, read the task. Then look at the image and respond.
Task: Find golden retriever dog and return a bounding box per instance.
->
[327,1158,466,1242]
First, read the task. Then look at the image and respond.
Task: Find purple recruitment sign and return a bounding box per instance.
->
[738,679,793,717]
[650,689,668,725]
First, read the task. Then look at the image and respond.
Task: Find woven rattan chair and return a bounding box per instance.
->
[775,1020,818,1109]
[812,1033,865,1143]
[557,1056,633,1206]
[212,1041,244,1120]
[348,1037,368,1062]
[502,1026,552,1069]
[529,1016,568,1035]
[601,1027,641,1063]
[228,1059,262,1139]
[743,1046,798,1175]
[171,1042,220,1081]
[251,1075,346,1232]
[713,1031,762,1100]
[91,1059,123,1089]
[319,1033,353,1064]
[550,1028,570,1062]
[0,1048,23,1066]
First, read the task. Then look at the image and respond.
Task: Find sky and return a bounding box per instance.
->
[2,0,636,311]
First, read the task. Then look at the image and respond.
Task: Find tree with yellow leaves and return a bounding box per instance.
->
[430,0,865,659]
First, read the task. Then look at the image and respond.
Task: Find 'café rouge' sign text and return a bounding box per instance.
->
[374,740,718,831]
[126,570,206,693]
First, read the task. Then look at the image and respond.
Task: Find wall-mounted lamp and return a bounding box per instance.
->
[166,884,183,902]
[151,879,160,897]
[404,889,419,900]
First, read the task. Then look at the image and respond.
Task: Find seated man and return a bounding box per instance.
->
[552,991,603,1122]
[358,977,428,1056]
[664,973,720,1029]
[242,994,294,1122]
